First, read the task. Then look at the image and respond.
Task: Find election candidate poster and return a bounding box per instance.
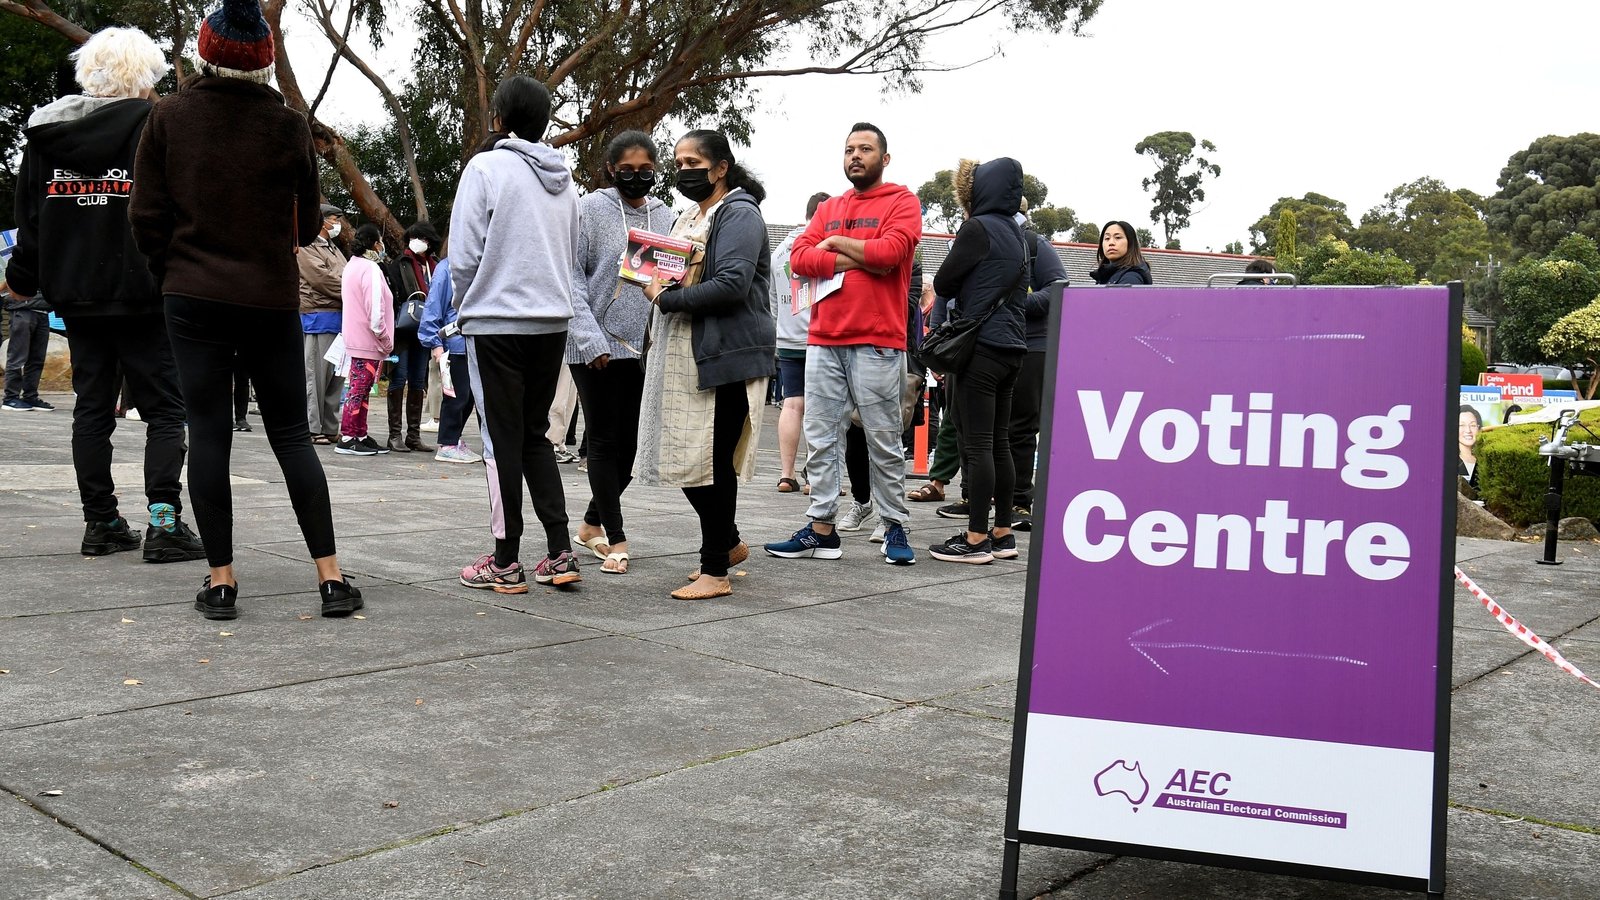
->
[1002,285,1459,896]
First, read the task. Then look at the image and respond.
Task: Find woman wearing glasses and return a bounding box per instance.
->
[566,131,676,574]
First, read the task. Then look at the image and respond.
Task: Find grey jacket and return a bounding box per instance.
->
[655,191,777,390]
[449,137,579,335]
[566,187,674,363]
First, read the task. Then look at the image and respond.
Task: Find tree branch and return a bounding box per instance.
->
[306,0,429,223]
[308,0,357,116]
[0,0,90,43]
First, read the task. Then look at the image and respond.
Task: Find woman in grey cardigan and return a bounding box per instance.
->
[567,131,675,575]
[638,129,776,600]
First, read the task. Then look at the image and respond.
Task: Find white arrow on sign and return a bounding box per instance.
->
[1128,618,1369,675]
[1132,314,1366,365]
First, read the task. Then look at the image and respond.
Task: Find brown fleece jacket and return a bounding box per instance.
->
[130,77,322,310]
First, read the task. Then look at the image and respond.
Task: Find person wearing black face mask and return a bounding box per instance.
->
[635,129,776,600]
[565,131,675,575]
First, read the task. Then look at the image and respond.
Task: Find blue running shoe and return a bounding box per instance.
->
[881,522,915,565]
[764,522,843,559]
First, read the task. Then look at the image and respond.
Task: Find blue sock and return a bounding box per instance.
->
[149,503,176,531]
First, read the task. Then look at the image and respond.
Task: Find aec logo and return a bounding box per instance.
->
[1093,760,1150,810]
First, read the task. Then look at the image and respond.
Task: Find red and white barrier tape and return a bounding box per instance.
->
[1454,567,1597,690]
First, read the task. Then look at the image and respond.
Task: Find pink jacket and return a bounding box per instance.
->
[340,256,394,360]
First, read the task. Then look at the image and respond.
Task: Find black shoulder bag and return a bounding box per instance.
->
[913,225,1030,375]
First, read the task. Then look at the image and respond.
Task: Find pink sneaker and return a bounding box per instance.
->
[459,553,528,594]
[533,549,582,586]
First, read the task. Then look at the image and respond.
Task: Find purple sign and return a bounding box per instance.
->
[1028,287,1451,752]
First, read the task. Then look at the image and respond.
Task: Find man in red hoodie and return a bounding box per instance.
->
[764,123,922,565]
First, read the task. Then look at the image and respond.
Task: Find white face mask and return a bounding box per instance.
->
[327,222,342,239]
[408,239,429,255]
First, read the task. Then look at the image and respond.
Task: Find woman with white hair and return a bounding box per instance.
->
[4,26,207,566]
[130,0,359,621]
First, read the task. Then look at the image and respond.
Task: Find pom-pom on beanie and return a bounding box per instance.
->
[197,0,275,84]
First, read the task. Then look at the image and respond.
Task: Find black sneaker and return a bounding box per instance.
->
[81,518,142,556]
[929,532,994,564]
[335,436,379,456]
[359,435,390,455]
[143,518,207,563]
[233,418,252,432]
[320,578,364,617]
[1011,506,1033,532]
[194,576,239,620]
[990,530,1019,560]
[29,398,55,411]
[936,500,971,520]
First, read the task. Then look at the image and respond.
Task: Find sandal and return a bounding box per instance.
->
[601,551,629,574]
[573,532,610,560]
[687,541,749,581]
[907,481,945,502]
[777,477,801,493]
[311,434,332,446]
[672,578,732,600]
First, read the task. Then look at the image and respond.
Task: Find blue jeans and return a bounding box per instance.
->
[803,345,910,526]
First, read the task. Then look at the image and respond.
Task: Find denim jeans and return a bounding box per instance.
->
[803,345,910,526]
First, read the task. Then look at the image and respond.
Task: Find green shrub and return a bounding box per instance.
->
[1477,406,1600,526]
[1460,339,1486,387]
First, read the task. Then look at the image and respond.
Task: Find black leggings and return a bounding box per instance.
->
[164,295,337,567]
[956,344,1023,535]
[571,360,645,544]
[466,332,569,566]
[682,381,748,577]
[846,423,869,504]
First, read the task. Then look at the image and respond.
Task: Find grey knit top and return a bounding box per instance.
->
[566,187,676,363]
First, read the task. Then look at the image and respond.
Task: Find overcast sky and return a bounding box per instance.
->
[291,0,1600,252]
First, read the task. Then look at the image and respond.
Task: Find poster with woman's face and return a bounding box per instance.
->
[1459,407,1482,466]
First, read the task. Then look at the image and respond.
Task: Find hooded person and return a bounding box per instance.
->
[926,157,1034,565]
[5,26,207,564]
[449,74,584,594]
[129,0,361,621]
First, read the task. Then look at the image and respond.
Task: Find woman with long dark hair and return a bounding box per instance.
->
[567,131,676,574]
[636,130,776,599]
[1089,220,1153,285]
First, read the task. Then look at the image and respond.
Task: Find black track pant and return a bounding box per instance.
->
[465,332,569,567]
[1009,350,1046,509]
[956,345,1023,535]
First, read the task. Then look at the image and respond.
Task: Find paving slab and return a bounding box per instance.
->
[0,545,315,618]
[0,584,602,729]
[226,705,1103,900]
[1451,574,1600,638]
[0,795,185,900]
[1035,807,1599,899]
[1448,637,1600,831]
[0,637,892,896]
[1453,537,1521,563]
[1456,540,1600,586]
[928,680,1020,721]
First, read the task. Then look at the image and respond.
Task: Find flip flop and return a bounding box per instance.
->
[777,477,801,493]
[573,532,609,560]
[601,551,629,574]
[672,579,732,600]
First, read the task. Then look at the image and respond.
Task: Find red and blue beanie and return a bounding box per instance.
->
[197,0,275,78]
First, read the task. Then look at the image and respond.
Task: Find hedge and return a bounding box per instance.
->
[1477,406,1600,526]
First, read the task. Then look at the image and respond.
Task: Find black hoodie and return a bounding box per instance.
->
[5,97,160,317]
[932,157,1029,352]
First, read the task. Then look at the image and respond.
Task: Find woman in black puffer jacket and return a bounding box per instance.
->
[928,157,1032,565]
[1089,220,1153,285]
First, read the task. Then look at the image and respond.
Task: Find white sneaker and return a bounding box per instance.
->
[435,442,482,464]
[124,407,141,421]
[420,418,439,433]
[869,523,886,543]
[837,499,875,532]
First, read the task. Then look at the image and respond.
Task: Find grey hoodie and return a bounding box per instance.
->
[448,137,579,335]
[566,186,675,364]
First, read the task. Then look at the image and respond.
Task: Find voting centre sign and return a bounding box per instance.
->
[1001,284,1460,897]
